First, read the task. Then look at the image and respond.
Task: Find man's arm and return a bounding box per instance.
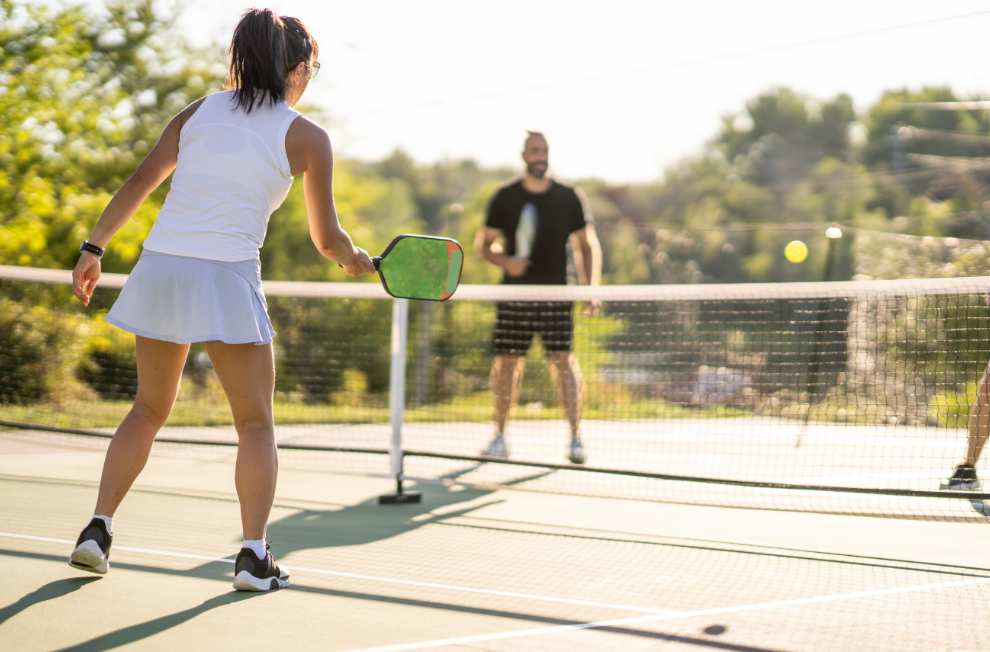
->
[478,226,530,278]
[570,224,602,286]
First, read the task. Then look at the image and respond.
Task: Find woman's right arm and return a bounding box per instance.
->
[71,98,205,305]
[285,117,375,277]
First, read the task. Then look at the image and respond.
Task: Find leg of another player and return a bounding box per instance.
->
[943,365,989,490]
[485,353,523,458]
[94,336,189,517]
[550,351,586,464]
[205,341,277,541]
[493,353,525,433]
[549,352,582,435]
[967,369,990,466]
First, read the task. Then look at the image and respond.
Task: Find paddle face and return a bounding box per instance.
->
[377,235,463,301]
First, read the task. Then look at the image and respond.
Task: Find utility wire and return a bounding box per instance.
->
[345,9,990,117]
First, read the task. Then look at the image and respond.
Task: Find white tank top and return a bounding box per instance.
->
[143,90,301,262]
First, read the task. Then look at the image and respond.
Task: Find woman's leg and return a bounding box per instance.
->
[205,341,276,541]
[94,336,189,516]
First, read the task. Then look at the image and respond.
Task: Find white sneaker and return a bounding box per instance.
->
[68,518,112,575]
[568,437,586,465]
[482,434,509,459]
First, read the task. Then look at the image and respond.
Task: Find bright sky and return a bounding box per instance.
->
[90,1,990,182]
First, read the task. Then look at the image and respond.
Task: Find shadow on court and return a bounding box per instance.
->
[51,591,269,652]
[262,466,550,557]
[0,577,100,626]
[0,550,793,651]
[0,468,596,649]
[0,550,790,651]
[0,548,582,633]
[0,575,268,652]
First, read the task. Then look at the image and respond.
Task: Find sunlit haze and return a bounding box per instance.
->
[73,1,990,182]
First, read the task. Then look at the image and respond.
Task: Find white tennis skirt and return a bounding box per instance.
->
[106,250,276,345]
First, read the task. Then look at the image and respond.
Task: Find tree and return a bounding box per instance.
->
[0,0,226,272]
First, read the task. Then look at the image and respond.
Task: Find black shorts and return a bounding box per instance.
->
[492,301,574,355]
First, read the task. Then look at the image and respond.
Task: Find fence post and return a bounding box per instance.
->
[380,297,420,503]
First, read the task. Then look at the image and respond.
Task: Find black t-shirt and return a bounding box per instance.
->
[484,179,590,285]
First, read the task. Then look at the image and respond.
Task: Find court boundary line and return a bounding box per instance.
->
[0,532,678,615]
[336,575,990,652]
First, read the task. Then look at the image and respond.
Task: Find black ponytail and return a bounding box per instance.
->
[226,9,318,113]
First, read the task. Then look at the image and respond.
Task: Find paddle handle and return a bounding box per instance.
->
[338,256,382,271]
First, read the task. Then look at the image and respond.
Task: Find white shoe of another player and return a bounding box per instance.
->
[568,437,586,465]
[481,434,509,460]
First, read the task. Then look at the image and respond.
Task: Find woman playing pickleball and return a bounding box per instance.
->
[67,9,374,591]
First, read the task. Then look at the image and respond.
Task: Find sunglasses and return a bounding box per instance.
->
[310,61,320,78]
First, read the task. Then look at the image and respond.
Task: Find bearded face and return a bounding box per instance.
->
[522,135,548,179]
[526,160,548,179]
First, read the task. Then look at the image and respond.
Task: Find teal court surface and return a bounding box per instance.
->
[1,427,989,652]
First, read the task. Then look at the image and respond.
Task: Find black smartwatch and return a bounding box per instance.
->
[79,241,105,259]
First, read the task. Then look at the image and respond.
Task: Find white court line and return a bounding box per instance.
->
[0,532,677,615]
[339,575,990,652]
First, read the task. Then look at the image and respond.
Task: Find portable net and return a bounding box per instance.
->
[1,263,988,521]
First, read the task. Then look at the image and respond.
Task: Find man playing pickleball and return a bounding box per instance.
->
[478,131,602,464]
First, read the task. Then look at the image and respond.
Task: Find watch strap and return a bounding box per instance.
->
[80,241,105,259]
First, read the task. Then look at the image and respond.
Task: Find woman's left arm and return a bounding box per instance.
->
[72,99,203,305]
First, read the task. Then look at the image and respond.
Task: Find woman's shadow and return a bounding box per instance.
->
[0,468,549,651]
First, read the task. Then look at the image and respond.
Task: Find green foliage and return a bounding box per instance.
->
[4,0,990,291]
[0,297,62,403]
[75,330,137,400]
[268,296,392,402]
[930,383,977,428]
[864,87,990,164]
[0,0,226,272]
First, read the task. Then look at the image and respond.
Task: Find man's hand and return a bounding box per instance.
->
[582,300,601,318]
[72,253,101,306]
[341,247,376,277]
[504,256,531,278]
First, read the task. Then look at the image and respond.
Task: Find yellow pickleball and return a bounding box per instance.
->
[785,240,808,263]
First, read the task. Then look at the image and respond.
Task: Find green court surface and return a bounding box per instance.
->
[1,430,989,652]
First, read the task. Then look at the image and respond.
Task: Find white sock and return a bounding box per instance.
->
[243,538,267,560]
[91,515,113,535]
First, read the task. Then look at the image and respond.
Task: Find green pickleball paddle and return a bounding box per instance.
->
[342,235,463,301]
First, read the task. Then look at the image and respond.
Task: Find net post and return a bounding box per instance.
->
[381,297,420,504]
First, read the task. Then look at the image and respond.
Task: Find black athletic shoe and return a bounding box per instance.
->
[232,543,290,591]
[941,464,981,491]
[68,518,112,575]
